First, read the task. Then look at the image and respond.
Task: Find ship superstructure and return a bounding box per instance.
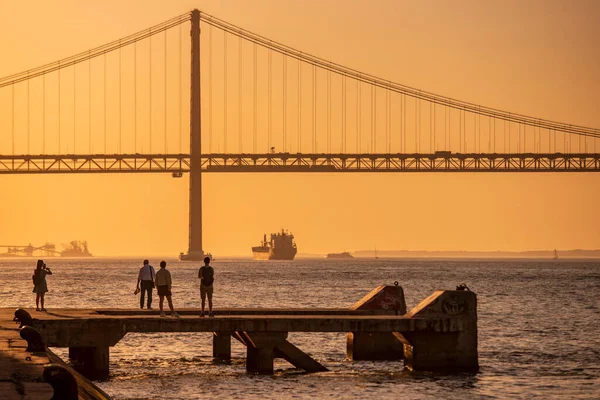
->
[252,230,297,260]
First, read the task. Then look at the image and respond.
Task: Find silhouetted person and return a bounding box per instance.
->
[198,256,214,317]
[156,261,179,318]
[32,260,52,311]
[136,260,156,310]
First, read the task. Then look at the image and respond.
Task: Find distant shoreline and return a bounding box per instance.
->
[298,249,600,259]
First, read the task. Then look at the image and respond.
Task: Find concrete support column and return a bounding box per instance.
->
[68,346,110,380]
[347,332,404,361]
[247,345,276,374]
[243,332,287,374]
[213,331,231,361]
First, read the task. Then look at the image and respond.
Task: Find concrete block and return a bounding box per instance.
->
[401,290,478,372]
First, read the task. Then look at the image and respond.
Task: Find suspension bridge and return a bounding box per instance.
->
[1,9,599,259]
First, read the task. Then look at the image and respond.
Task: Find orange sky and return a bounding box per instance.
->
[0,0,599,257]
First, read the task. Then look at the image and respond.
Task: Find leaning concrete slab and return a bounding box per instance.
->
[347,284,407,360]
[399,290,478,372]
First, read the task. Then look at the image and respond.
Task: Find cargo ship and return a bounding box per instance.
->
[60,241,92,257]
[252,230,297,260]
[326,251,353,259]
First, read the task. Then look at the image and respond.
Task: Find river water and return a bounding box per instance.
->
[1,258,599,399]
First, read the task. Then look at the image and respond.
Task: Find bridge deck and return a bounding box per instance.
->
[1,153,599,173]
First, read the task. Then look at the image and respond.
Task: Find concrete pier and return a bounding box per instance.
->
[2,286,479,381]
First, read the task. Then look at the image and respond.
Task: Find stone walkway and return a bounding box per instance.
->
[0,309,53,399]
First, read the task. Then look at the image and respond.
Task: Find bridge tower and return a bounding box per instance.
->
[179,9,207,261]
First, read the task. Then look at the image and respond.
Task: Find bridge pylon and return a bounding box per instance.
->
[179,9,208,262]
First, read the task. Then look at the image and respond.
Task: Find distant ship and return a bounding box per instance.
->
[60,241,92,257]
[252,230,297,260]
[178,252,213,261]
[326,251,354,259]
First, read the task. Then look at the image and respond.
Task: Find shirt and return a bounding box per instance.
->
[155,268,172,287]
[138,264,155,281]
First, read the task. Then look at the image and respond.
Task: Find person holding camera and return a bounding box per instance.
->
[32,259,52,311]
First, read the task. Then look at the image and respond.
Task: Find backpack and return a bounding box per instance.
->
[201,266,214,286]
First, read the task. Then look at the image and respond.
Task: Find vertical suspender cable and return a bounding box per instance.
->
[164,31,167,153]
[88,54,92,154]
[433,102,436,152]
[429,102,432,153]
[373,86,376,153]
[298,58,301,152]
[267,49,271,152]
[488,116,491,153]
[58,63,61,153]
[312,64,317,153]
[239,36,242,153]
[385,88,388,153]
[73,65,76,153]
[342,75,346,153]
[508,119,511,152]
[104,53,107,156]
[27,76,30,154]
[283,56,287,152]
[326,69,330,153]
[370,85,374,153]
[119,45,122,154]
[134,42,137,153]
[224,31,227,153]
[388,88,391,153]
[43,73,46,153]
[357,79,360,152]
[416,97,419,153]
[149,33,152,153]
[253,43,257,153]
[208,25,212,153]
[403,94,406,153]
[179,23,182,153]
[11,84,14,155]
[459,108,462,153]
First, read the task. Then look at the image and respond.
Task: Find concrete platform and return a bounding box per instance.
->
[4,288,479,381]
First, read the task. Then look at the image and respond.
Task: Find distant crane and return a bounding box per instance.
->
[0,243,60,257]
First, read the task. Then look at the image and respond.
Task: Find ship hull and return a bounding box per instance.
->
[252,246,297,261]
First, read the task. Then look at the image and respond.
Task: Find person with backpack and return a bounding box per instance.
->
[198,256,214,317]
[32,259,52,311]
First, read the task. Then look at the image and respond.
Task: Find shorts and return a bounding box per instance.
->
[200,284,213,298]
[157,285,171,296]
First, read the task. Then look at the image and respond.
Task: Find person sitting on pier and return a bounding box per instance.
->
[198,256,214,317]
[156,261,179,318]
[32,260,52,311]
[136,260,156,310]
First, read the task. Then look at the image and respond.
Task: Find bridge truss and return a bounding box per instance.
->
[1,153,598,174]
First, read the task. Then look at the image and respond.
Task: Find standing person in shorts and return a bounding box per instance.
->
[155,261,179,318]
[198,256,214,317]
[136,260,156,310]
